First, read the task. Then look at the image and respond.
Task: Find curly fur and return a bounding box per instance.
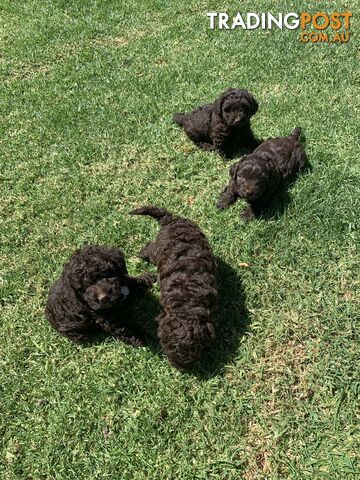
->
[131,206,218,369]
[173,88,260,157]
[45,245,155,345]
[217,127,308,219]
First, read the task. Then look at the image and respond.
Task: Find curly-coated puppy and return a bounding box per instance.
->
[131,206,218,369]
[217,127,308,219]
[173,88,259,157]
[45,245,155,345]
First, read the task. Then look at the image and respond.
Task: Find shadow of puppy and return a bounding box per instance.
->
[121,287,162,348]
[185,258,251,379]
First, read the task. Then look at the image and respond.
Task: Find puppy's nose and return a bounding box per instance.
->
[240,187,253,198]
[97,291,108,302]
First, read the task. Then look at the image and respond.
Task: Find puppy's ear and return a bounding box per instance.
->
[95,247,128,276]
[106,250,128,275]
[67,272,83,290]
[215,89,234,119]
[65,251,86,290]
[215,92,226,119]
[229,159,246,179]
[248,93,259,115]
[229,161,240,178]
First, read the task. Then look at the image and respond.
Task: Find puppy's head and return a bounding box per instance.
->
[230,156,270,201]
[215,88,258,127]
[158,309,216,370]
[67,246,130,310]
[84,278,130,311]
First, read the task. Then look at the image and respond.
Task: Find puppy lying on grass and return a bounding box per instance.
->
[45,245,155,345]
[173,88,260,157]
[217,127,308,220]
[131,206,218,369]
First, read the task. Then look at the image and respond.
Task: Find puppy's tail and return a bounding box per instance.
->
[173,112,186,126]
[290,127,301,139]
[130,206,174,225]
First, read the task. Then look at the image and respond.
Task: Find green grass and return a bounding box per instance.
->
[1,0,359,478]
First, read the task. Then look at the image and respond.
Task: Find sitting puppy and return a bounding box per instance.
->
[45,245,155,345]
[217,127,308,219]
[131,206,218,369]
[173,88,259,157]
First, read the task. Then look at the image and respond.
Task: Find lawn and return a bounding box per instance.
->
[1,1,359,478]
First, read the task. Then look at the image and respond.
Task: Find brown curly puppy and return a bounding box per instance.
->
[217,127,308,220]
[173,88,259,157]
[45,245,155,345]
[131,206,218,369]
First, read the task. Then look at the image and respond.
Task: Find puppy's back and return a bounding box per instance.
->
[251,127,308,178]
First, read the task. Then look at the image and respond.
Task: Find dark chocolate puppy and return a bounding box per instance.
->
[45,245,155,345]
[131,206,218,369]
[173,88,259,157]
[217,127,308,219]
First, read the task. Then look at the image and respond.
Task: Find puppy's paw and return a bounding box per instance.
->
[129,336,146,348]
[242,205,256,221]
[216,199,228,210]
[199,142,216,152]
[142,272,158,287]
[126,336,146,348]
[129,272,157,290]
[138,244,151,261]
[117,333,146,348]
[216,187,237,210]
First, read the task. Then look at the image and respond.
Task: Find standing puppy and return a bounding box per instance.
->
[217,127,308,219]
[173,88,259,157]
[46,245,155,345]
[131,206,218,369]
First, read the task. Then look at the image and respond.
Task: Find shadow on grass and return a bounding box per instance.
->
[223,134,264,161]
[187,258,251,380]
